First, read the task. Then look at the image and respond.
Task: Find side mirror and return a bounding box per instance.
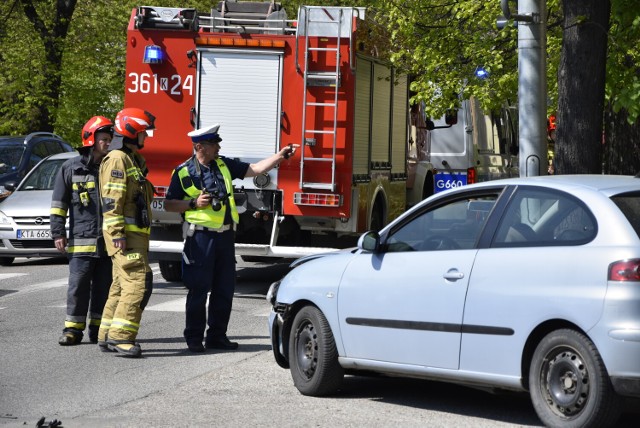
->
[426,109,459,130]
[4,181,17,192]
[425,120,435,131]
[358,230,380,252]
[445,109,458,126]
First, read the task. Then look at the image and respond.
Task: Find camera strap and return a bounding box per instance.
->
[192,156,226,197]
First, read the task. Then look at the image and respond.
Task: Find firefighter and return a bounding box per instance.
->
[51,116,114,345]
[547,114,557,175]
[164,124,297,353]
[97,108,155,358]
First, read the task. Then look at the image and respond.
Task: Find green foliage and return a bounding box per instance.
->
[606,0,640,123]
[1,0,638,146]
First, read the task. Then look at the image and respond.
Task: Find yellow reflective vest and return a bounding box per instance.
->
[176,158,239,229]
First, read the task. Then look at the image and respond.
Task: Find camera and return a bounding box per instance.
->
[206,188,229,212]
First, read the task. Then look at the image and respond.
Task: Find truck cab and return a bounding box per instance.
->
[428,97,519,193]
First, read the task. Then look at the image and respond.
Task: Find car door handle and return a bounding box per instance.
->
[443,269,464,281]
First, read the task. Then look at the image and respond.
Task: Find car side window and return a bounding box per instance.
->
[28,142,49,171]
[385,195,497,252]
[492,187,596,247]
[44,140,65,155]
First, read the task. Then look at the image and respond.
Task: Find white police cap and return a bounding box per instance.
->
[187,124,222,143]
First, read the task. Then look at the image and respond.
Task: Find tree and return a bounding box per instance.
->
[603,0,640,174]
[19,0,76,133]
[555,0,610,174]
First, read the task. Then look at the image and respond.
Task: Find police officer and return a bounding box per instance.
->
[164,124,297,353]
[98,108,155,358]
[51,116,114,345]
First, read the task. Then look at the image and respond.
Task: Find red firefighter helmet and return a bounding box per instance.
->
[114,108,156,139]
[81,116,113,147]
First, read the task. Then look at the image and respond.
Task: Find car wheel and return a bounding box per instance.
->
[0,257,14,266]
[159,260,182,282]
[289,306,343,396]
[529,329,622,428]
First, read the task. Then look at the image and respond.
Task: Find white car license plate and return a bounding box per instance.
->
[17,229,51,239]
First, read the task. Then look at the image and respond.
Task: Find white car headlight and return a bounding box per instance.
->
[0,211,12,225]
[266,280,281,306]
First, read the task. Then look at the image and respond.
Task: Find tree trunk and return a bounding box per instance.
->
[555,0,610,174]
[603,104,640,175]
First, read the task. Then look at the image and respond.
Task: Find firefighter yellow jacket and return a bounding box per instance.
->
[99,148,154,256]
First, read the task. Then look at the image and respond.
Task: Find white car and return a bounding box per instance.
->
[0,151,76,265]
[267,174,640,428]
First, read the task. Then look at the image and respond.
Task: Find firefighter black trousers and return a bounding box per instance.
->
[182,228,236,344]
[63,256,112,338]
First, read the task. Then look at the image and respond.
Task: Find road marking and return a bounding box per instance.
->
[146,296,189,312]
[0,273,28,281]
[12,278,69,295]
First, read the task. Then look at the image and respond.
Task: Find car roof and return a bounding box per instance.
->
[464,174,640,197]
[0,133,71,148]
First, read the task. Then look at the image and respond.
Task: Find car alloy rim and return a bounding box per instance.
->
[542,347,590,417]
[295,320,318,380]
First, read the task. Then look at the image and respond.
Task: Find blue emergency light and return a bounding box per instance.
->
[143,45,164,64]
[475,66,489,80]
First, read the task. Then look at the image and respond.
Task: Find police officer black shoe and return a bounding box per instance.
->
[205,336,238,350]
[187,342,205,353]
[58,332,81,346]
[108,342,143,358]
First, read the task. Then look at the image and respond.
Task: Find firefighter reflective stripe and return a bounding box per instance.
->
[111,317,140,333]
[104,182,127,192]
[50,207,68,217]
[104,215,125,229]
[100,318,112,331]
[126,166,142,181]
[64,320,86,330]
[50,199,69,217]
[88,312,102,327]
[176,158,239,229]
[67,237,98,254]
[124,217,150,234]
[72,181,96,189]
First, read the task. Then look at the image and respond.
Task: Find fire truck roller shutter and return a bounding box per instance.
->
[197,49,283,192]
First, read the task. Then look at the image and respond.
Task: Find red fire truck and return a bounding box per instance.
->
[123,1,435,280]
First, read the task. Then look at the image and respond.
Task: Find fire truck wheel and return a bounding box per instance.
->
[159,260,182,282]
[289,306,343,396]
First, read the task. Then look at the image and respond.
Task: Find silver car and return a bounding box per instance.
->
[267,175,640,428]
[0,151,77,265]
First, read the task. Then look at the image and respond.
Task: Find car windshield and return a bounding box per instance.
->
[0,146,26,179]
[19,158,65,191]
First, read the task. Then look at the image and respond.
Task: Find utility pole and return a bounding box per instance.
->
[500,0,547,177]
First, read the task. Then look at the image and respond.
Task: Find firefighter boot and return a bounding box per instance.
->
[58,330,82,346]
[108,341,142,358]
[97,332,114,353]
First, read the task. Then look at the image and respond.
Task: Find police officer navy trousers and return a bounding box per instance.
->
[182,227,236,345]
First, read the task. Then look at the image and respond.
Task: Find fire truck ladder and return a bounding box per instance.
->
[296,7,356,192]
